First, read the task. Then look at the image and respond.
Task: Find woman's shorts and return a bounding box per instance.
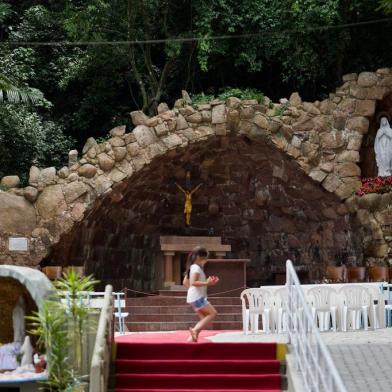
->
[189,297,209,311]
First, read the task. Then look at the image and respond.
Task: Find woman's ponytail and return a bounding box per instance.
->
[185,246,208,278]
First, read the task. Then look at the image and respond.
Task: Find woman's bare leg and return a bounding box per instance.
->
[192,304,218,337]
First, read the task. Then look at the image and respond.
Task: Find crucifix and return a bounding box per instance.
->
[175,163,202,227]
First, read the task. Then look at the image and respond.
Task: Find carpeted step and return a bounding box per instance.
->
[115,373,282,390]
[126,297,241,306]
[128,313,243,322]
[116,389,282,392]
[115,359,280,374]
[125,305,242,314]
[126,321,243,332]
[116,342,277,360]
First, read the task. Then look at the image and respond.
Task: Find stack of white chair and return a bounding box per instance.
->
[274,287,288,333]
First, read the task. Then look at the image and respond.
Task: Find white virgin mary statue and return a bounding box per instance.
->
[375,116,392,177]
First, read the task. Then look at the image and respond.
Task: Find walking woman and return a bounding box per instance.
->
[183,246,219,342]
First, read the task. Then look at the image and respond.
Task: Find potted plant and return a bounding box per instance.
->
[368,261,389,282]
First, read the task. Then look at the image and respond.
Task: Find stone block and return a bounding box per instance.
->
[82,137,98,154]
[36,184,67,219]
[130,110,149,126]
[109,136,126,147]
[78,164,97,178]
[226,97,241,108]
[342,73,357,82]
[212,104,226,124]
[357,72,378,87]
[161,134,182,149]
[63,181,88,204]
[113,147,127,161]
[133,125,156,147]
[98,153,115,171]
[354,99,376,117]
[346,116,369,134]
[1,175,20,188]
[176,114,188,130]
[23,186,38,203]
[109,125,126,137]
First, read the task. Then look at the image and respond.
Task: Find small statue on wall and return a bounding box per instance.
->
[175,182,202,227]
[12,296,25,343]
[375,116,392,177]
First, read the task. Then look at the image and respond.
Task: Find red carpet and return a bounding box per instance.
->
[115,331,282,392]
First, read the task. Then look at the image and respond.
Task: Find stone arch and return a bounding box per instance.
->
[0,265,53,307]
[1,68,392,268]
[45,134,358,290]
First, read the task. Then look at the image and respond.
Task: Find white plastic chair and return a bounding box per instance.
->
[274,287,288,333]
[240,289,254,335]
[250,289,273,333]
[307,286,337,332]
[339,285,371,331]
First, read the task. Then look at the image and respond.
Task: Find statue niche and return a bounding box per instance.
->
[375,116,392,177]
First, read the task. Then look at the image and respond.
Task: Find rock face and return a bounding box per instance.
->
[0,193,36,234]
[1,67,392,269]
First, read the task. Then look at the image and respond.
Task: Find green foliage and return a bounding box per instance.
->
[192,87,264,105]
[274,102,289,117]
[378,0,392,14]
[0,0,391,182]
[218,88,264,103]
[0,104,73,182]
[27,271,98,392]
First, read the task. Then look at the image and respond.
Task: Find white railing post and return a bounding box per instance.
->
[90,285,114,392]
[285,260,347,392]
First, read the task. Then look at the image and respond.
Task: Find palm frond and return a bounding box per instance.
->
[0,73,44,104]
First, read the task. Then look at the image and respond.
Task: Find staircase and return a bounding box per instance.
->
[115,341,285,392]
[125,290,242,332]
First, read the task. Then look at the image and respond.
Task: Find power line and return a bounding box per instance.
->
[2,17,392,47]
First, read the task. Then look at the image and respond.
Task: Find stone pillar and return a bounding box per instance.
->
[164,252,175,287]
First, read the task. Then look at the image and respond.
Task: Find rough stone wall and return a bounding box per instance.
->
[1,68,392,268]
[45,136,357,289]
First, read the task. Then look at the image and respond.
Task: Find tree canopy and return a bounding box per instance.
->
[0,0,392,180]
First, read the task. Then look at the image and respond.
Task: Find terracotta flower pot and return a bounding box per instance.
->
[368,266,389,282]
[42,266,62,280]
[326,266,346,283]
[347,266,366,283]
[63,266,85,276]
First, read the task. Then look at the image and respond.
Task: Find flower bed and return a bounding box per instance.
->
[356,176,392,196]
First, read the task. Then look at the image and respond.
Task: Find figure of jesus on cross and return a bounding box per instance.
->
[175,166,202,227]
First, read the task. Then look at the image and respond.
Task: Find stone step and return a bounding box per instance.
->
[125,321,243,332]
[125,305,242,314]
[127,313,242,322]
[158,289,187,296]
[126,296,241,306]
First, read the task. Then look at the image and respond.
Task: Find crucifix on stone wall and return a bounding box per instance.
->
[175,162,202,227]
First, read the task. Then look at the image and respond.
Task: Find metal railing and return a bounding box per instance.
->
[285,260,347,392]
[89,285,114,392]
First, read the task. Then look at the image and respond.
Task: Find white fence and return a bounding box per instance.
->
[285,260,347,392]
